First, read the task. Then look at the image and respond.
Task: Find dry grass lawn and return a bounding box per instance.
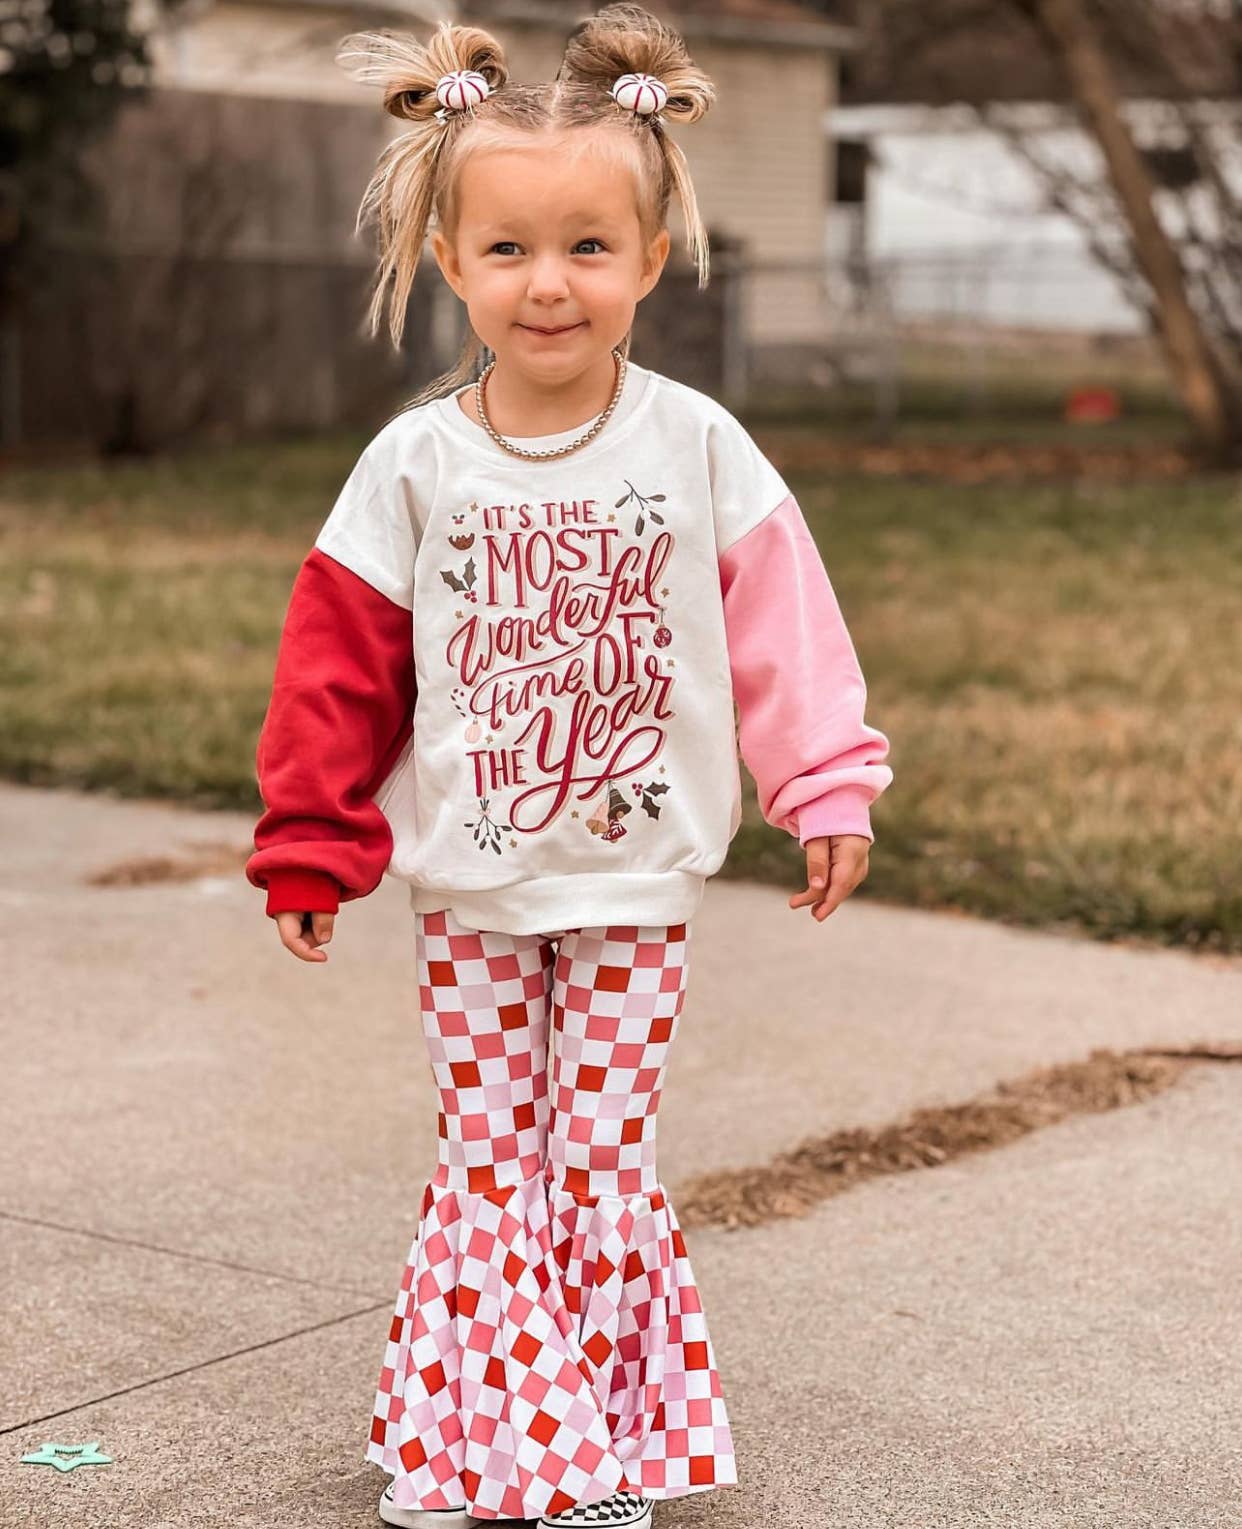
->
[3,428,1240,952]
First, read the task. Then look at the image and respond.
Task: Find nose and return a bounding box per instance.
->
[526,251,571,303]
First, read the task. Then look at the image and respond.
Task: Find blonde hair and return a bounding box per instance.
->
[335,2,715,410]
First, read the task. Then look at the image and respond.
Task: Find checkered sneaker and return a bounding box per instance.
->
[366,910,737,1522]
[538,1489,653,1526]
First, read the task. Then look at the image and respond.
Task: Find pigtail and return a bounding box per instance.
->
[336,20,508,348]
[558,2,715,288]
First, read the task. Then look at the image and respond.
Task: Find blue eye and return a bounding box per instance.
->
[575,239,606,254]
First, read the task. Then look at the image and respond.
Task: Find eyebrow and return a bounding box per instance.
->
[475,216,624,237]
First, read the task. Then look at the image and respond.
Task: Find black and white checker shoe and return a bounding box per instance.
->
[537,1490,653,1527]
[378,1481,527,1527]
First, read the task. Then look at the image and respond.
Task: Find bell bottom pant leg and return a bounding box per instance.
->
[365,908,738,1522]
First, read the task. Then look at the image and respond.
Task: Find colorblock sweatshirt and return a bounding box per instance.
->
[246,360,893,935]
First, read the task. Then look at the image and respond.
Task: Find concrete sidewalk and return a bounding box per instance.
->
[3,780,1240,1528]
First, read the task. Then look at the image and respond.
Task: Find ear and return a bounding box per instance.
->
[431,229,465,301]
[638,227,671,298]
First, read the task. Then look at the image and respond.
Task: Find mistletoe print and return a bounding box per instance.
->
[438,491,677,853]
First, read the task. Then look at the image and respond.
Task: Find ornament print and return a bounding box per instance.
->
[437,492,677,853]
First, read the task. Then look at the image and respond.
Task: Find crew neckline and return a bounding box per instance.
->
[433,359,656,466]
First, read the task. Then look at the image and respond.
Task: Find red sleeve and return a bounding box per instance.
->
[246,547,416,918]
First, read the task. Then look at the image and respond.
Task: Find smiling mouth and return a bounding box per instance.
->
[523,322,583,334]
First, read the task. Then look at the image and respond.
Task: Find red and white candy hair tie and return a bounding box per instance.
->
[433,69,491,119]
[610,72,669,117]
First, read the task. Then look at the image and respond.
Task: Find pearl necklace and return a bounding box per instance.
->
[473,347,628,461]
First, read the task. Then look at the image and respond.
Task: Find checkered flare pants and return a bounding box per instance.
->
[365,908,738,1522]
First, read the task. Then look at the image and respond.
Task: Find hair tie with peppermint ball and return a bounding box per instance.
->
[434,69,491,121]
[610,72,669,118]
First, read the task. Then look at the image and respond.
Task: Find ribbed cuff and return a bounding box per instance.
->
[262,869,342,917]
[796,784,875,846]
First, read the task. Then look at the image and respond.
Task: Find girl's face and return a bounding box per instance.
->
[431,137,671,386]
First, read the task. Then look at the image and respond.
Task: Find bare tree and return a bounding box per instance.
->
[840,0,1242,459]
[1014,0,1236,454]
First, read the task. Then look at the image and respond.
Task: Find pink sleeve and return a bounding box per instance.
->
[245,547,417,917]
[718,492,893,845]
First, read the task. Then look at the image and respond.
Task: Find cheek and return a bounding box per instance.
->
[578,265,636,302]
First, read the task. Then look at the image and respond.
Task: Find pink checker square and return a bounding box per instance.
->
[474,1030,509,1061]
[582,1013,620,1043]
[447,932,485,961]
[467,1412,499,1445]
[610,1042,647,1069]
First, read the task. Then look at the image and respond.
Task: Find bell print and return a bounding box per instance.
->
[586,793,611,836]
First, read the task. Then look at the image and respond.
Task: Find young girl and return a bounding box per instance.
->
[246,6,893,1526]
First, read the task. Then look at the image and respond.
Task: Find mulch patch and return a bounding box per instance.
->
[86,841,249,886]
[675,1044,1242,1230]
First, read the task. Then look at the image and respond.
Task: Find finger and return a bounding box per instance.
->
[275,912,328,962]
[789,863,838,909]
[310,911,334,945]
[812,849,869,921]
[289,928,329,962]
[788,842,831,911]
[790,877,852,914]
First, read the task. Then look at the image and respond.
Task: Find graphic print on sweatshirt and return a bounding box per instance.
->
[307,364,873,924]
[436,481,678,857]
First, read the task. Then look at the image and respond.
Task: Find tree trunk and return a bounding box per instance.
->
[1023,0,1237,457]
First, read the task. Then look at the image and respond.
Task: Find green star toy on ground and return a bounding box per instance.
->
[20,1441,113,1472]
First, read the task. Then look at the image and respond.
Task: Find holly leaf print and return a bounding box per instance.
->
[440,568,467,592]
[638,780,670,820]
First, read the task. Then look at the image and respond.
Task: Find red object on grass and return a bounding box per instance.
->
[1065,386,1121,423]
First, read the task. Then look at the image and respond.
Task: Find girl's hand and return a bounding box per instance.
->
[789,835,871,922]
[274,910,335,962]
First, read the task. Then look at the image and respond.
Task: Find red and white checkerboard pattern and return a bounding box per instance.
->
[366,909,738,1522]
